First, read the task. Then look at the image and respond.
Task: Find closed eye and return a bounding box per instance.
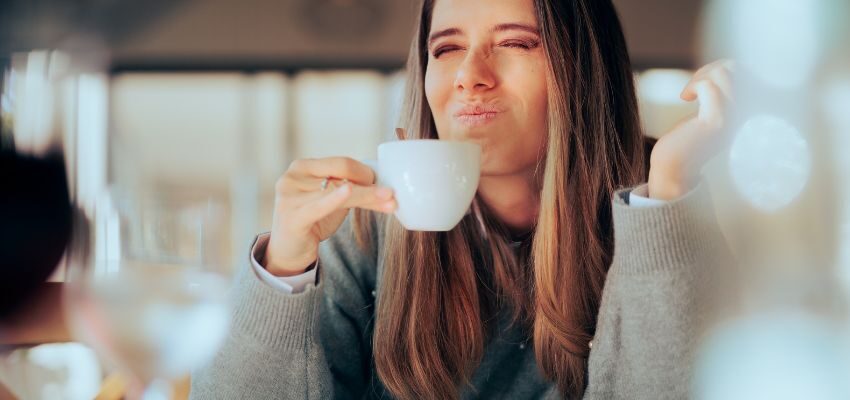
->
[431,39,540,58]
[432,46,463,58]
[500,40,540,50]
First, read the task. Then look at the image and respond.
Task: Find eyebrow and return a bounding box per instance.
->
[427,23,540,48]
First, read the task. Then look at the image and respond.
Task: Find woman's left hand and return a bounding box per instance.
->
[647,60,735,200]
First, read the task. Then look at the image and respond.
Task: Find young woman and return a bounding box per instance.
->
[192,0,733,398]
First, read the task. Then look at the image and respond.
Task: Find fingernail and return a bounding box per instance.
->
[382,201,396,212]
[375,187,393,199]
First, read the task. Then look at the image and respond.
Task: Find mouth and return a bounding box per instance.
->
[453,104,502,128]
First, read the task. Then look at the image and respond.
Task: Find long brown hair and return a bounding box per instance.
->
[358,0,646,398]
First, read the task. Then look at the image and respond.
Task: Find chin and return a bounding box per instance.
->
[479,155,526,177]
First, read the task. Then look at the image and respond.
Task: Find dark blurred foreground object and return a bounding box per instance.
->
[0,148,71,320]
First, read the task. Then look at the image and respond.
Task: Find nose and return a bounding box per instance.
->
[453,49,496,93]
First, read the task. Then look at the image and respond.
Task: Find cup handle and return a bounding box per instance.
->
[358,159,379,184]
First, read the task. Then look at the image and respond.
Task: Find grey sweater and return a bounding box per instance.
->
[190,185,728,399]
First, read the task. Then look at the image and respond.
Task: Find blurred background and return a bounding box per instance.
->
[0,0,703,281]
[1,0,848,399]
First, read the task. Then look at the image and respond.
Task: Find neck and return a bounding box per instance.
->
[476,171,540,237]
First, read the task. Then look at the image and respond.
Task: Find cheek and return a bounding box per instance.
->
[424,67,453,138]
[506,58,548,126]
[424,67,449,111]
[530,67,549,120]
[512,69,548,138]
[424,70,435,106]
[517,70,549,162]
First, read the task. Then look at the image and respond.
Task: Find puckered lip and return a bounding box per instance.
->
[452,103,503,118]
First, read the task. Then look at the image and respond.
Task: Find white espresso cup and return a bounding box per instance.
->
[361,139,481,231]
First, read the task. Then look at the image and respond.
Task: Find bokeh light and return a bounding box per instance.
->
[693,313,850,400]
[728,114,811,212]
[732,0,822,89]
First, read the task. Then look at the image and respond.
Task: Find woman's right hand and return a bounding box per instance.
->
[263,157,397,276]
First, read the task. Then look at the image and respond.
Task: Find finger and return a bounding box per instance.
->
[293,184,353,227]
[350,198,398,214]
[284,175,349,193]
[680,59,734,101]
[683,69,734,103]
[708,67,734,102]
[279,174,361,194]
[339,183,396,212]
[292,183,395,230]
[693,59,729,76]
[681,79,699,102]
[288,157,376,185]
[276,174,323,195]
[695,80,725,125]
[681,73,710,102]
[298,181,393,205]
[297,182,396,215]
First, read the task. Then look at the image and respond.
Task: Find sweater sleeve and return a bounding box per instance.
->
[583,182,731,400]
[190,211,381,399]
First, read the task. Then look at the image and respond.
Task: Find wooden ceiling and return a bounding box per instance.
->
[0,0,705,71]
[108,0,704,71]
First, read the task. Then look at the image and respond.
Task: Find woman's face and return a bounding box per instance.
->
[425,0,549,178]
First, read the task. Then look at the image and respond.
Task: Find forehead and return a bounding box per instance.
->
[430,0,538,30]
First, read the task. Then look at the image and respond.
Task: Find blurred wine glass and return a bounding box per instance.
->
[64,190,231,400]
[0,42,233,400]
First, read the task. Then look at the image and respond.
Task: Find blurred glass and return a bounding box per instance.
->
[0,343,102,400]
[64,189,231,400]
[693,0,850,398]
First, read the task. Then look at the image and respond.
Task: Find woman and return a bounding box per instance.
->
[192,0,733,398]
